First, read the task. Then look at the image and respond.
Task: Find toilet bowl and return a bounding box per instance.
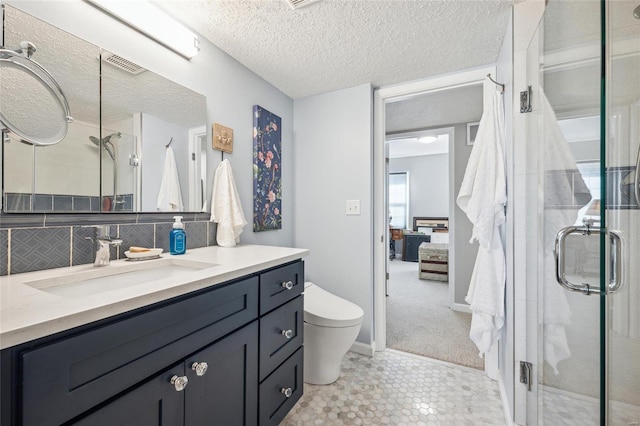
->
[303,281,364,385]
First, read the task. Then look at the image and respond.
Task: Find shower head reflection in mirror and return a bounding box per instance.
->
[89,133,121,161]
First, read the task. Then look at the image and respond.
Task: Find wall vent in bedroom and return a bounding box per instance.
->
[102,53,146,75]
[285,0,322,10]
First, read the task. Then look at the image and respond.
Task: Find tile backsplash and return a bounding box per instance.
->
[0,213,216,276]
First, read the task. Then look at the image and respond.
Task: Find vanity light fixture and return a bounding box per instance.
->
[86,0,200,59]
[418,136,438,144]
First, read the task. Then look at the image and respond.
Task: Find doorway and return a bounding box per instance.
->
[384,121,484,369]
[373,67,497,372]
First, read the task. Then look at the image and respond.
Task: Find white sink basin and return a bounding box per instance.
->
[24,258,218,299]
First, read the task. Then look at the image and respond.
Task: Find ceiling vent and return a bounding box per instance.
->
[101,53,146,75]
[286,0,321,10]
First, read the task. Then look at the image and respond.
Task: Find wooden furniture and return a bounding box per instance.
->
[413,217,449,232]
[1,260,304,426]
[389,228,404,260]
[419,243,449,281]
[402,234,431,262]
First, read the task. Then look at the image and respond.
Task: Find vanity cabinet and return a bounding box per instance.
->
[74,323,258,426]
[258,261,305,426]
[0,259,304,426]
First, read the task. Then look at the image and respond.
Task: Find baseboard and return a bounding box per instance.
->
[350,341,374,357]
[498,374,514,426]
[451,302,471,313]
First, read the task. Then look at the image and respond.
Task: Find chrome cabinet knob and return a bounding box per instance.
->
[170,375,189,391]
[281,280,294,290]
[191,362,209,377]
[281,329,293,339]
[281,387,293,398]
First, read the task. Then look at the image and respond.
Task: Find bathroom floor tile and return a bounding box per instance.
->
[282,350,506,425]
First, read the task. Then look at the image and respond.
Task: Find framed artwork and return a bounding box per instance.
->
[467,121,480,146]
[213,123,234,153]
[253,105,282,231]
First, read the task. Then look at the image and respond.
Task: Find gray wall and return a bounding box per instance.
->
[389,153,449,224]
[8,0,295,248]
[452,124,478,305]
[293,84,374,345]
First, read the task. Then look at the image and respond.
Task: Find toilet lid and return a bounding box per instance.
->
[304,282,364,327]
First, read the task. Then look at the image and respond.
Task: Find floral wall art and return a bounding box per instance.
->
[253,105,282,231]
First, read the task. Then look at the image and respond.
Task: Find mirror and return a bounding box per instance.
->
[1,5,207,213]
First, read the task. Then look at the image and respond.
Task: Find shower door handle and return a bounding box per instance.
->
[554,225,623,295]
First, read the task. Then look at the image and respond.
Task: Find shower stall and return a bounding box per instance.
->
[526,0,640,424]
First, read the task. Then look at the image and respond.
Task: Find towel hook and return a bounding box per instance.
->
[165,137,173,148]
[487,73,505,94]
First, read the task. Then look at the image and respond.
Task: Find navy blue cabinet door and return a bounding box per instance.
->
[73,364,185,426]
[185,322,258,426]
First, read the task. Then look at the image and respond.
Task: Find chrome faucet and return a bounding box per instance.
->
[85,225,123,266]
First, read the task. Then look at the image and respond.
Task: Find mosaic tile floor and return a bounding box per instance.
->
[282,350,506,425]
[542,385,640,426]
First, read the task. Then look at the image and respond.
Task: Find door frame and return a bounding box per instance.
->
[373,66,497,376]
[188,125,207,212]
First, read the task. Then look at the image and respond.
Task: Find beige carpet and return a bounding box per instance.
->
[386,260,484,370]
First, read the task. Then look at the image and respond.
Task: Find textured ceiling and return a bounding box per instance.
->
[155,0,513,99]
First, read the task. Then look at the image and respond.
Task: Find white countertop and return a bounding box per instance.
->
[0,244,309,350]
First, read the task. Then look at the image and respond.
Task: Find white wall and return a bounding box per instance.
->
[8,0,294,247]
[389,153,449,224]
[293,84,374,345]
[497,10,515,424]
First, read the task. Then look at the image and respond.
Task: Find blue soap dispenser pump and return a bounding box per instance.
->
[170,215,186,255]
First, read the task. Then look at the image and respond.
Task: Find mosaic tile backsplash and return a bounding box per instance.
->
[0,213,216,275]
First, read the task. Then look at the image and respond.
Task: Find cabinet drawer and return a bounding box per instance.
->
[420,261,448,273]
[259,347,303,426]
[260,261,304,314]
[21,277,258,426]
[259,296,303,381]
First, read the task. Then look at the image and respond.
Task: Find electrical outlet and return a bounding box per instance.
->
[346,200,360,215]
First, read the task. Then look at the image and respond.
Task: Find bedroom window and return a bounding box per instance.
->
[389,172,409,229]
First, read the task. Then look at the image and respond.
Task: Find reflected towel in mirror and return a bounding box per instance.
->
[156,146,184,212]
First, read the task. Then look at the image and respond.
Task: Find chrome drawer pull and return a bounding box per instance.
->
[191,362,209,377]
[170,375,189,391]
[281,387,293,398]
[281,280,294,290]
[281,329,293,339]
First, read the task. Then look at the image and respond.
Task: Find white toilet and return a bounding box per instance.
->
[303,281,364,385]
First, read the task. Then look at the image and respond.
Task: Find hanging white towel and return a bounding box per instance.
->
[540,92,592,373]
[210,159,247,247]
[457,79,507,356]
[156,146,184,212]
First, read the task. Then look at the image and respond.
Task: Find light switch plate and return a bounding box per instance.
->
[346,200,361,215]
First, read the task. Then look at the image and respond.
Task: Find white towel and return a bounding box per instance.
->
[540,92,592,373]
[210,159,247,247]
[457,79,507,356]
[156,147,184,212]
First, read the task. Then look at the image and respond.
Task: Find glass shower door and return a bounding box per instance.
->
[534,0,603,424]
[604,1,640,424]
[533,1,640,424]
